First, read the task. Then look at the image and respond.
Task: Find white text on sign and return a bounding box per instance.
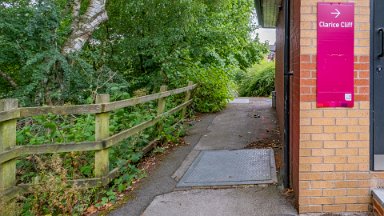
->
[318,21,353,28]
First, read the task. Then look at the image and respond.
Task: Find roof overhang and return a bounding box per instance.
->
[254,0,282,28]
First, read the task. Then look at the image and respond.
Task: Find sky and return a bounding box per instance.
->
[254,28,276,45]
[251,10,276,45]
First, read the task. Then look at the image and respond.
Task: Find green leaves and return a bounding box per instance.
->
[0,0,74,104]
[103,0,267,112]
[16,114,96,146]
[1,0,266,111]
[238,61,276,97]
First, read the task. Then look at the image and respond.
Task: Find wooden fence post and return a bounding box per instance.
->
[0,99,18,193]
[157,85,168,136]
[95,94,110,178]
[181,81,193,120]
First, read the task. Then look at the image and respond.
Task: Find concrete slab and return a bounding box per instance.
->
[177,149,277,187]
[229,98,250,104]
[195,98,275,151]
[142,187,297,216]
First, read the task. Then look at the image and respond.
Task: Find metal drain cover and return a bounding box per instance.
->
[177,149,277,187]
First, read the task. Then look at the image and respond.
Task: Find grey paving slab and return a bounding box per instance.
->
[177,149,277,187]
[194,98,275,151]
[229,98,250,104]
[142,187,297,216]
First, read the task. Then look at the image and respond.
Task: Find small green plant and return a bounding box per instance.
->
[95,190,117,208]
[152,146,166,154]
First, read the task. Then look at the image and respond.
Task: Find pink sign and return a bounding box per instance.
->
[317,3,354,108]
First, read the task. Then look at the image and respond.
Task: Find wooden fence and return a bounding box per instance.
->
[0,82,196,201]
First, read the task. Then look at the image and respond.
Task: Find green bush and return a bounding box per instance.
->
[190,67,234,113]
[238,62,275,97]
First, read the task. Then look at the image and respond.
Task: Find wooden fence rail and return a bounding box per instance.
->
[0,82,196,201]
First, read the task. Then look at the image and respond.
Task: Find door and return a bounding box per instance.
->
[372,0,384,170]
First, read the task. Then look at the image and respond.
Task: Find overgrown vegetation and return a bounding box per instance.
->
[0,0,267,109]
[23,154,89,215]
[0,0,268,214]
[14,96,185,215]
[237,61,275,97]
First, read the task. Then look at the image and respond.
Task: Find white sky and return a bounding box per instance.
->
[254,28,276,45]
[251,10,276,45]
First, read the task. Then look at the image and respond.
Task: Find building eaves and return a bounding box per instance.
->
[254,0,282,28]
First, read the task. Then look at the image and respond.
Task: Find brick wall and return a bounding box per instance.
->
[298,0,372,213]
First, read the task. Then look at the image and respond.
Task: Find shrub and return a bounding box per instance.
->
[189,67,234,113]
[238,62,275,97]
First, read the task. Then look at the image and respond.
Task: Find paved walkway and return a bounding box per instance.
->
[109,98,297,216]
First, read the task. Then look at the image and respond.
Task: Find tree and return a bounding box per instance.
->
[103,0,267,111]
[0,0,267,110]
[62,0,108,54]
[0,0,110,105]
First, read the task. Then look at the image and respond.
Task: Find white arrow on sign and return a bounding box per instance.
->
[331,9,341,18]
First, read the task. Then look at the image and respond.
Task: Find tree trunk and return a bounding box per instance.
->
[0,70,18,88]
[62,0,108,54]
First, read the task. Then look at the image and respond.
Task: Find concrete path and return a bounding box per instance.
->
[142,187,295,216]
[109,98,297,216]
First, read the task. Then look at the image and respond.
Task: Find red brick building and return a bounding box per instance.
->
[255,0,384,214]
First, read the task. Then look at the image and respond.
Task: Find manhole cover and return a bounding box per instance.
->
[177,149,277,187]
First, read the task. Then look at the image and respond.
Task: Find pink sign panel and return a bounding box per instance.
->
[317,3,354,108]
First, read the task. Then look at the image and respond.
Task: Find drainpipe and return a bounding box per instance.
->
[283,0,292,188]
